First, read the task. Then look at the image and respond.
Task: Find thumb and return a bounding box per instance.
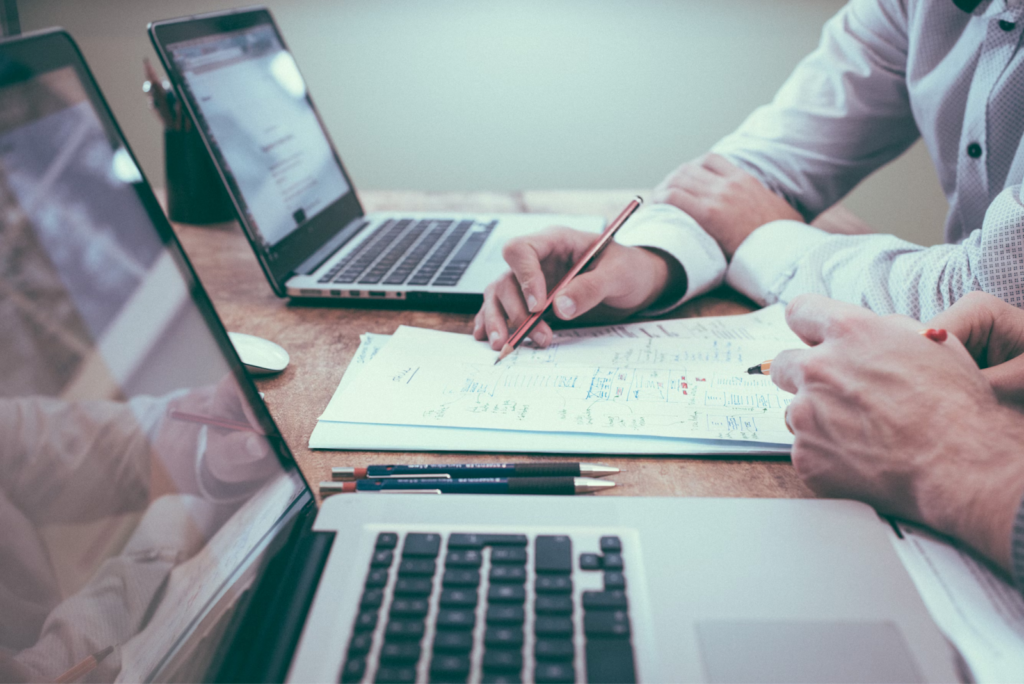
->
[551,270,612,320]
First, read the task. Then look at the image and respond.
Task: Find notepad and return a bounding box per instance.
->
[311,306,802,455]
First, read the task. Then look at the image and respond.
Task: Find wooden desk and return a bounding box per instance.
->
[172,190,813,501]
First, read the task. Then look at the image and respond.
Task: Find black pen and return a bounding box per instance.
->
[332,462,619,481]
[319,476,615,496]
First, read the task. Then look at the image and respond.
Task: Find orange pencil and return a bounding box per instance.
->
[168,409,263,434]
[54,646,113,683]
[495,197,643,364]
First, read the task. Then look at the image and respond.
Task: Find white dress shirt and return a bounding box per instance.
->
[616,0,1024,321]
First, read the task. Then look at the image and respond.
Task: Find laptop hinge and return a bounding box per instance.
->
[293,217,369,276]
[211,500,335,683]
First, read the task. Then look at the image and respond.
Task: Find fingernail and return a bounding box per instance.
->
[526,294,538,311]
[532,330,549,346]
[489,331,501,343]
[246,434,267,458]
[555,296,576,318]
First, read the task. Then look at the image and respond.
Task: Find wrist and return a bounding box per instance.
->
[639,247,687,311]
[922,406,1024,572]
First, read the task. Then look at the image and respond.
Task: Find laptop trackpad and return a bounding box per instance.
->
[696,621,923,683]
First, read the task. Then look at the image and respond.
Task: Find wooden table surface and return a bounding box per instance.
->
[171,190,814,501]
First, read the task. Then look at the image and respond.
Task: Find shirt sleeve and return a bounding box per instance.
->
[726,184,1024,320]
[712,0,919,221]
[614,203,727,315]
[1013,492,1024,596]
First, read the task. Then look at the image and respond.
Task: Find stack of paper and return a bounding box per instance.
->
[310,306,802,455]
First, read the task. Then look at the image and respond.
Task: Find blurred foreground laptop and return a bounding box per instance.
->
[148,7,604,307]
[0,30,959,684]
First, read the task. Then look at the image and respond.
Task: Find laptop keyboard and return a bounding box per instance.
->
[318,219,497,288]
[340,532,636,684]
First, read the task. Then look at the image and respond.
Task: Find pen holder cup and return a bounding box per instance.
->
[164,128,235,225]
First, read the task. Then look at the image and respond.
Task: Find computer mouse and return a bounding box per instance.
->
[228,332,290,376]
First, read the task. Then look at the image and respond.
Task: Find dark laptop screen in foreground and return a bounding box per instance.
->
[0,33,305,683]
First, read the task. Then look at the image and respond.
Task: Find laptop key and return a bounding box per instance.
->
[436,609,476,630]
[483,648,523,671]
[429,653,470,678]
[534,639,574,661]
[376,532,399,549]
[385,620,426,640]
[432,630,473,653]
[354,611,378,631]
[585,638,636,684]
[371,550,394,567]
[534,662,575,683]
[481,674,521,684]
[534,616,573,637]
[390,598,429,617]
[398,558,436,576]
[340,657,365,682]
[602,553,624,570]
[447,533,485,549]
[485,626,524,648]
[442,569,480,587]
[490,566,526,583]
[579,553,602,571]
[535,576,572,594]
[361,589,384,609]
[348,632,373,655]
[445,549,482,567]
[599,536,622,553]
[583,590,628,610]
[486,605,525,624]
[394,577,433,596]
[584,610,630,637]
[403,533,441,557]
[535,536,572,574]
[491,547,527,564]
[439,588,478,608]
[534,596,573,615]
[483,534,528,546]
[488,585,526,603]
[379,641,421,664]
[366,568,389,587]
[374,665,416,684]
[603,572,626,590]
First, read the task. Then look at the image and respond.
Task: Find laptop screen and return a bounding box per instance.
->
[164,22,351,250]
[0,32,306,683]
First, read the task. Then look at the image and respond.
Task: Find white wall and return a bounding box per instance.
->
[22,0,949,245]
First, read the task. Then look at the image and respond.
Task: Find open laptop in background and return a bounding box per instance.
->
[0,29,960,684]
[148,7,604,308]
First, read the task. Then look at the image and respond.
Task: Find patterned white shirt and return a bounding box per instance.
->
[616,0,1024,322]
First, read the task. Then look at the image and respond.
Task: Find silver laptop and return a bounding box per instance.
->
[0,29,958,684]
[149,7,604,308]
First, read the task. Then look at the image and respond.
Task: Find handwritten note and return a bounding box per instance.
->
[321,306,802,445]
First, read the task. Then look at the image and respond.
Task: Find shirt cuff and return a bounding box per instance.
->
[1012,491,1024,593]
[615,203,727,315]
[726,219,831,306]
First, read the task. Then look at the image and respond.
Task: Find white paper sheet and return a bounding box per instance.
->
[314,308,801,452]
[890,522,1024,683]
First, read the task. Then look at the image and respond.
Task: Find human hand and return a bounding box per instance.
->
[769,294,1024,573]
[473,227,684,350]
[927,291,1024,407]
[157,376,277,495]
[653,153,803,259]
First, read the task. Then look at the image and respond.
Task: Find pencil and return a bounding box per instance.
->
[54,646,113,683]
[745,327,949,376]
[168,409,263,434]
[495,196,644,364]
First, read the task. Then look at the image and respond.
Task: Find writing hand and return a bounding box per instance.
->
[769,294,1024,573]
[926,291,1024,407]
[473,227,683,350]
[653,153,802,259]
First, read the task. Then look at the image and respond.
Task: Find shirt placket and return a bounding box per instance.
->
[956,9,1021,234]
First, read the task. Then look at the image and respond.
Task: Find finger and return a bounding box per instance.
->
[767,348,813,394]
[529,320,554,348]
[982,356,1024,405]
[928,291,1024,366]
[783,294,875,347]
[502,230,580,312]
[494,277,532,338]
[473,312,485,340]
[550,268,617,321]
[663,162,718,196]
[480,286,511,349]
[700,152,740,177]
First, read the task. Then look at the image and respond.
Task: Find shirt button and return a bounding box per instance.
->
[999,20,1016,31]
[967,142,983,159]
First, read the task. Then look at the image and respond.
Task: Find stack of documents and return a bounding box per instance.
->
[310,305,802,455]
